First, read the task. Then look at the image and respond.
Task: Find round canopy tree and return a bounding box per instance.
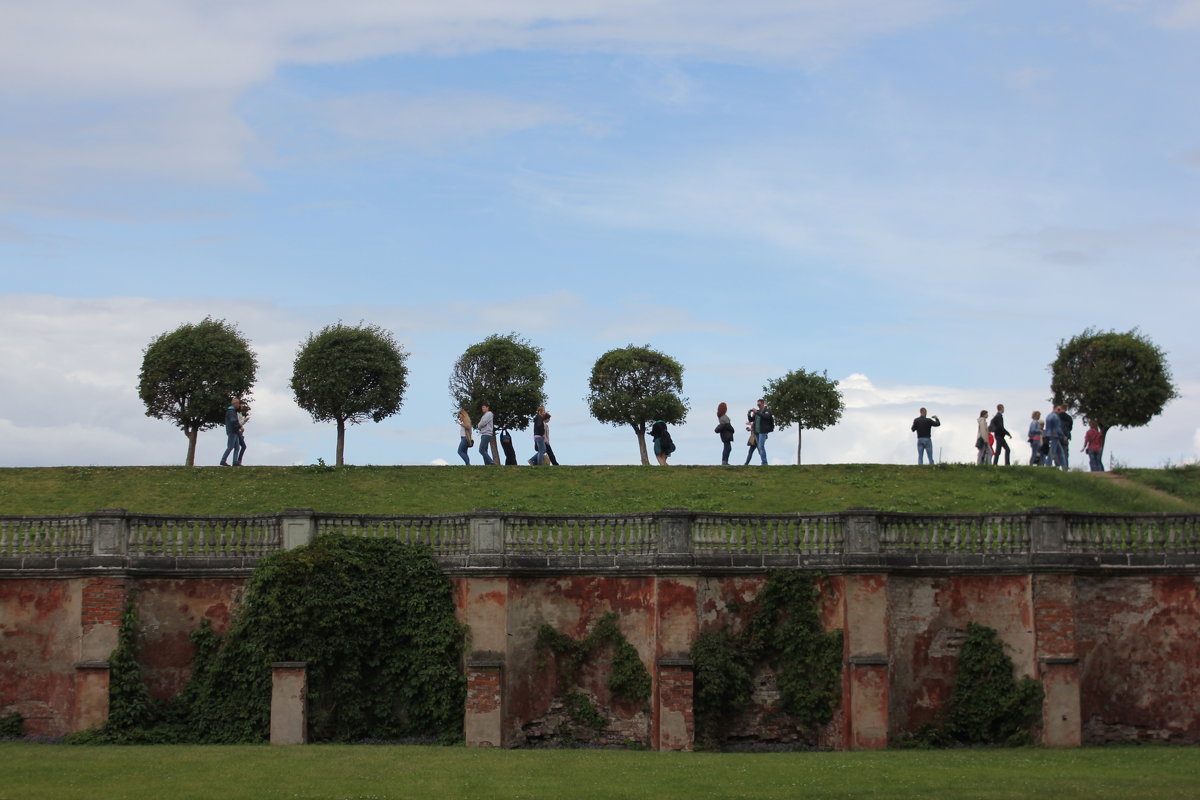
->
[586,344,688,465]
[762,369,845,465]
[291,322,409,466]
[138,317,258,466]
[449,333,547,464]
[1050,328,1178,463]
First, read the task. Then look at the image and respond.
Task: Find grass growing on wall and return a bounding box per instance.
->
[1,463,1196,515]
[2,744,1200,800]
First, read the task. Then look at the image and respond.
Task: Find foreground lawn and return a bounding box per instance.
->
[1,463,1196,516]
[1,744,1197,800]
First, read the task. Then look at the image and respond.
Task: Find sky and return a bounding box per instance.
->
[1,0,1197,470]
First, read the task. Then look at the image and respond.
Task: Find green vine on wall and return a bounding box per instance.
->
[913,622,1044,747]
[69,536,468,744]
[691,571,844,747]
[0,712,24,739]
[535,611,652,744]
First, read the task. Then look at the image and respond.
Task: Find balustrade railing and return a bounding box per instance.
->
[316,513,470,554]
[879,513,1029,553]
[2,508,1199,565]
[127,513,281,557]
[1064,512,1200,553]
[0,515,91,557]
[692,513,843,555]
[503,514,656,555]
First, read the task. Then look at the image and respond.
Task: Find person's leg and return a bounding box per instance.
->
[1029,442,1039,466]
[1089,451,1104,472]
[994,438,1009,465]
[721,440,731,465]
[917,438,931,464]
[458,437,470,465]
[220,431,238,465]
[744,444,754,465]
[536,436,547,465]
[546,443,558,466]
[756,432,768,465]
[479,434,494,465]
[235,433,246,466]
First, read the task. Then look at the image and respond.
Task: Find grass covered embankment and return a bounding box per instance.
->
[1,463,1196,516]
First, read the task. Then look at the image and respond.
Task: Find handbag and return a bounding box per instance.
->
[748,432,758,448]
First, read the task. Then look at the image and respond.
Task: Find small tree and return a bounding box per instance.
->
[762,369,844,465]
[1050,328,1178,463]
[449,333,547,464]
[138,318,258,466]
[585,345,688,465]
[291,322,409,466]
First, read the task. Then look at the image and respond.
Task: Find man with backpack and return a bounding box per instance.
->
[989,404,1012,465]
[753,399,774,465]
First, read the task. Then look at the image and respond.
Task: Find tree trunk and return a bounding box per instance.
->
[336,418,346,467]
[491,436,501,466]
[185,427,198,467]
[796,427,803,466]
[634,424,649,466]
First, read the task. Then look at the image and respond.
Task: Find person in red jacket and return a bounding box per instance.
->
[1083,420,1105,472]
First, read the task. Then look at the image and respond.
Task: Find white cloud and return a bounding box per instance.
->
[0,1,952,212]
[2,2,953,99]
[322,91,604,150]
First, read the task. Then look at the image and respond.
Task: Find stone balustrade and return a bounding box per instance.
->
[1,506,1197,574]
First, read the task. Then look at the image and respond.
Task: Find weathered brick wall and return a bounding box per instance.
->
[502,575,656,747]
[133,578,241,699]
[81,578,127,629]
[887,575,1034,736]
[0,579,81,735]
[1076,575,1200,744]
[3,569,1199,746]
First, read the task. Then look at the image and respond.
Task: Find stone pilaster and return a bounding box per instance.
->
[465,656,504,747]
[843,574,889,749]
[655,657,694,751]
[270,662,308,744]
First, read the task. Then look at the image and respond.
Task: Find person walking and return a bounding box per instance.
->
[651,419,674,465]
[219,397,243,466]
[752,399,773,465]
[990,404,1012,465]
[1027,410,1043,465]
[975,410,993,465]
[1084,420,1105,472]
[530,406,547,465]
[911,408,940,465]
[233,400,249,466]
[476,403,495,465]
[1059,407,1074,470]
[456,409,473,465]
[1045,405,1067,469]
[543,412,560,465]
[715,402,734,465]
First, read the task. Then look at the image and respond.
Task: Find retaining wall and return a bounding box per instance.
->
[2,507,1198,748]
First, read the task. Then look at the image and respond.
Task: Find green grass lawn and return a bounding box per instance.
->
[1,743,1197,800]
[1,464,1196,516]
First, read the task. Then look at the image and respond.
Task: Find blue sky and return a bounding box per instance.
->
[1,1,1197,469]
